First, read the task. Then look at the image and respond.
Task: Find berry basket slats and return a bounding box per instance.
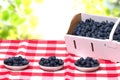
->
[64,13,120,62]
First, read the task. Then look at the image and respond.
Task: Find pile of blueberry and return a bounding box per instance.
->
[4,56,29,66]
[72,18,114,39]
[113,23,120,42]
[39,56,64,67]
[74,57,99,67]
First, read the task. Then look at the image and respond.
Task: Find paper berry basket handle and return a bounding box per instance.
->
[109,18,120,41]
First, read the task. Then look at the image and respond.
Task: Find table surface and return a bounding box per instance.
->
[0,40,120,80]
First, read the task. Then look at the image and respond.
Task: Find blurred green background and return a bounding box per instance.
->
[0,0,120,39]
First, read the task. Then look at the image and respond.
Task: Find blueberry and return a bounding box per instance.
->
[13,64,18,66]
[75,57,99,68]
[4,59,9,64]
[85,19,91,23]
[72,18,115,40]
[13,60,17,64]
[86,57,92,61]
[113,24,120,42]
[48,56,56,60]
[5,58,13,65]
[43,59,47,64]
[50,61,56,66]
[85,63,91,67]
[80,60,86,65]
[101,21,106,25]
[39,56,64,67]
[93,60,99,65]
[7,63,13,66]
[74,61,79,66]
[75,31,80,35]
[17,56,23,61]
[45,63,50,66]
[18,64,23,66]
[58,60,63,66]
[45,59,50,63]
[77,59,81,63]
[91,33,96,38]
[55,59,59,63]
[4,56,29,66]
[110,22,114,27]
[90,60,95,65]
[95,22,101,27]
[8,58,13,62]
[80,32,85,36]
[79,21,84,24]
[40,58,45,61]
[93,62,99,67]
[22,60,29,65]
[113,36,118,40]
[79,57,84,61]
[39,61,44,65]
[44,63,48,66]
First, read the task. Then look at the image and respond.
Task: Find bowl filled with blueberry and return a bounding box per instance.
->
[74,57,100,72]
[39,56,64,71]
[4,56,29,70]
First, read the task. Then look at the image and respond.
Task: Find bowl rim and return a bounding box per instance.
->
[39,64,64,71]
[4,63,29,70]
[75,65,100,72]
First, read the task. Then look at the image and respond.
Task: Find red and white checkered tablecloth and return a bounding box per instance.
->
[0,40,120,80]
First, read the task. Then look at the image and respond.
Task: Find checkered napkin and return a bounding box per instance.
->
[0,40,120,80]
